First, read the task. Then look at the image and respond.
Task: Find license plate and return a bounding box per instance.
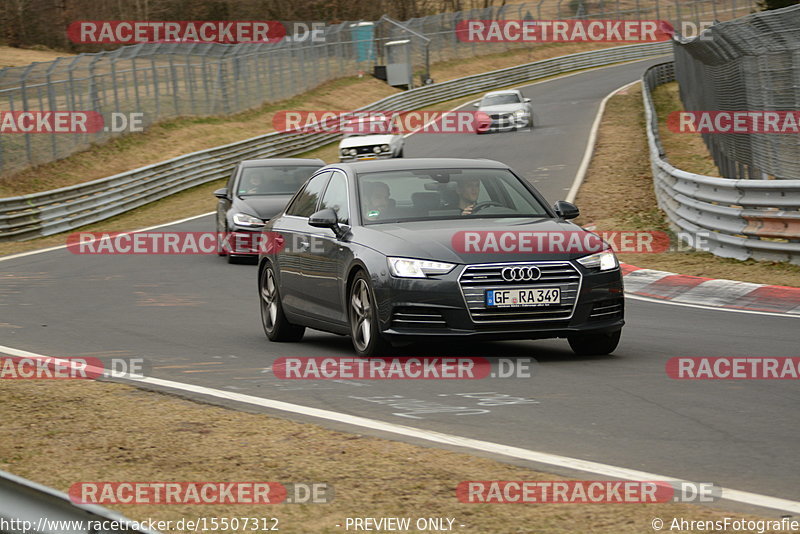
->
[486,288,561,307]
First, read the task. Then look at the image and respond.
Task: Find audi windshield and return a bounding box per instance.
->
[358,168,550,223]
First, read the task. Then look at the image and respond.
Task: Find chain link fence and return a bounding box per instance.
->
[672,4,800,180]
[0,0,757,177]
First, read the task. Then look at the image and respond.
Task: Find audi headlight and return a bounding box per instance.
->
[387,257,456,278]
[576,250,618,271]
[232,213,265,228]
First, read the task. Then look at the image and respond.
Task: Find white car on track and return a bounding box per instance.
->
[473,89,533,133]
[338,115,405,162]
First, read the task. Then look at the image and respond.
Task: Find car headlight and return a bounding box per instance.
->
[340,148,349,156]
[381,144,390,152]
[576,250,618,271]
[387,257,456,278]
[373,145,382,153]
[232,213,265,228]
[514,110,528,117]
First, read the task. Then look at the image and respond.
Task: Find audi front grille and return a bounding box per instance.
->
[458,261,582,323]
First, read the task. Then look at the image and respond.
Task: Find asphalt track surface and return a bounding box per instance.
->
[2,58,799,509]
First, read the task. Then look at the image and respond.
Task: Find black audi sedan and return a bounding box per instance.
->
[257,158,623,356]
[214,158,324,262]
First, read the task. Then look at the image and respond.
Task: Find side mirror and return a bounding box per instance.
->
[309,208,345,239]
[554,200,579,220]
[523,97,531,103]
[213,188,229,199]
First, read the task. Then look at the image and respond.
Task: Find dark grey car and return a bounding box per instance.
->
[258,158,624,356]
[214,158,324,262]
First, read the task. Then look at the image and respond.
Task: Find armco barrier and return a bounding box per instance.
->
[0,469,159,534]
[642,62,800,265]
[0,41,671,241]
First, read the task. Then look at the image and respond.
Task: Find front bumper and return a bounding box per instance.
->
[223,229,263,256]
[372,262,623,342]
[478,113,530,133]
[340,151,396,162]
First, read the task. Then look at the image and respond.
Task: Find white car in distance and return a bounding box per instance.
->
[473,89,533,133]
[338,115,405,162]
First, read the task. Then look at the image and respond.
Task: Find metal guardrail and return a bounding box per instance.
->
[0,469,159,534]
[0,41,672,242]
[642,62,800,265]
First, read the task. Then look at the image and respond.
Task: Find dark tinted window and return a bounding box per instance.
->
[320,171,350,224]
[358,168,548,224]
[236,165,321,197]
[286,171,331,218]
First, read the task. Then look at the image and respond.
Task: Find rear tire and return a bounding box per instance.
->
[260,264,305,342]
[568,330,621,356]
[348,271,392,357]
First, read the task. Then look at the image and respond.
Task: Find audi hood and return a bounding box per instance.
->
[351,218,608,265]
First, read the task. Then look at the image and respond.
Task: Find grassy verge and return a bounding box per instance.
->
[0,379,786,534]
[651,82,721,176]
[0,44,73,67]
[575,83,800,287]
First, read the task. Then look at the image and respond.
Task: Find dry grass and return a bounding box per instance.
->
[0,379,787,534]
[575,83,800,287]
[0,45,74,68]
[651,82,721,177]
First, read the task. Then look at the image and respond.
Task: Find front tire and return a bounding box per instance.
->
[260,264,305,342]
[348,272,391,357]
[568,330,621,356]
[217,223,227,256]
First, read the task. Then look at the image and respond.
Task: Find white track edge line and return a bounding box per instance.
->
[566,79,640,203]
[625,293,800,319]
[0,211,215,262]
[0,343,798,515]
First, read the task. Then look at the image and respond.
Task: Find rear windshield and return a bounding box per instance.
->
[237,166,321,197]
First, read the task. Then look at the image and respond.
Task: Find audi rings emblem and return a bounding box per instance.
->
[501,266,542,282]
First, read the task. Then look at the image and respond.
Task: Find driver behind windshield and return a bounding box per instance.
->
[449,176,481,215]
[242,174,265,195]
[363,181,393,219]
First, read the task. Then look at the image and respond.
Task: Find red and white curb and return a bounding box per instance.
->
[621,263,800,315]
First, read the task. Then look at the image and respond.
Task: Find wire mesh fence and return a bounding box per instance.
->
[672,4,800,180]
[0,0,758,177]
